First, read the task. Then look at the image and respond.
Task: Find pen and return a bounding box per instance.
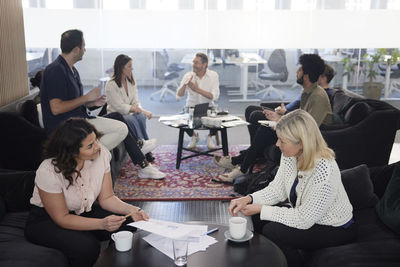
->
[203,227,219,235]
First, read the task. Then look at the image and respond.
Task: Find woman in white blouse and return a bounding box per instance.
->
[105,54,153,141]
[229,110,356,267]
[25,118,149,267]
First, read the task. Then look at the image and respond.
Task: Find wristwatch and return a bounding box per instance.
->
[247,195,253,204]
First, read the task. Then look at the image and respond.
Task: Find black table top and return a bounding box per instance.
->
[95,223,287,267]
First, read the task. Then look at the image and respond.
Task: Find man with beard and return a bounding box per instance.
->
[214,54,333,183]
[176,52,220,149]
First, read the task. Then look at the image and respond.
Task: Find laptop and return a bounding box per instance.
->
[192,103,209,128]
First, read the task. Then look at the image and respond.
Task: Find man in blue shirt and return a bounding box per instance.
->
[40,29,165,179]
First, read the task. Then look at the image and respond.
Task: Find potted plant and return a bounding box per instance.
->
[362,48,400,99]
[342,56,356,89]
[362,49,385,99]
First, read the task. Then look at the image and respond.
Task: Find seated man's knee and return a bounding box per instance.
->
[245,105,261,121]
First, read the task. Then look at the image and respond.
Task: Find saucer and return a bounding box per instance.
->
[224,230,254,243]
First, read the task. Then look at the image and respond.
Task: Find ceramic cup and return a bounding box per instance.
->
[229,217,247,239]
[111,231,133,252]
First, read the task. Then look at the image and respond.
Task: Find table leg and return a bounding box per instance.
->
[384,64,392,98]
[220,128,229,156]
[176,128,185,169]
[229,64,259,102]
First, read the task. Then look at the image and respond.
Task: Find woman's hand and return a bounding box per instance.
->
[143,110,152,119]
[101,215,126,232]
[229,196,252,216]
[130,208,150,222]
[240,204,262,216]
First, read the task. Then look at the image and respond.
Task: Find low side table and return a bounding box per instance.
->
[176,125,229,169]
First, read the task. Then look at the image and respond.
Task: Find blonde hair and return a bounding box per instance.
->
[276,109,334,171]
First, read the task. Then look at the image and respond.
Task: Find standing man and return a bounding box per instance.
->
[176,52,220,149]
[40,29,165,179]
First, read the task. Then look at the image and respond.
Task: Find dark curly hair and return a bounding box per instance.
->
[299,54,325,83]
[112,54,135,88]
[43,118,103,188]
[30,70,43,88]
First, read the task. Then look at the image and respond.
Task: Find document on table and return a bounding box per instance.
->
[142,233,218,260]
[159,114,189,122]
[128,218,207,240]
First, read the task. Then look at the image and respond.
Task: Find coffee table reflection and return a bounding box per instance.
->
[95,223,287,267]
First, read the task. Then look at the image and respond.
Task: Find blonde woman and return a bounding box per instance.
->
[229,110,356,267]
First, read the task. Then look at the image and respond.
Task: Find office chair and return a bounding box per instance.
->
[248,49,266,90]
[162,49,185,72]
[150,51,180,101]
[256,49,288,100]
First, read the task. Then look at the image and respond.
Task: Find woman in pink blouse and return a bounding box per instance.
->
[25,118,149,267]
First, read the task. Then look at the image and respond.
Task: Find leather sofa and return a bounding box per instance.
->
[304,162,400,267]
[0,104,127,182]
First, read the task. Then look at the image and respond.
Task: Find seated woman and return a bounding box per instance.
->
[229,110,355,267]
[25,118,150,267]
[105,54,153,141]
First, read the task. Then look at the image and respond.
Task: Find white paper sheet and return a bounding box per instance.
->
[142,233,218,260]
[128,219,207,240]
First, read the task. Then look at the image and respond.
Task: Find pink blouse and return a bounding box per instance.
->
[30,144,111,215]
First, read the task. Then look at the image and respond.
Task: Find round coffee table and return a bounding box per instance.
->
[95,223,287,267]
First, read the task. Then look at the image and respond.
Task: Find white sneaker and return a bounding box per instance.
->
[138,164,166,179]
[213,155,235,169]
[207,135,216,149]
[141,139,157,154]
[187,134,199,149]
[212,167,244,183]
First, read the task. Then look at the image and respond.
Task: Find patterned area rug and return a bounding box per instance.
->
[114,145,248,201]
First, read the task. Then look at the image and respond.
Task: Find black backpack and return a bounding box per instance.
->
[233,163,279,195]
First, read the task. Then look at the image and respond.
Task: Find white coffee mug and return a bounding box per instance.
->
[111,231,133,252]
[229,217,247,239]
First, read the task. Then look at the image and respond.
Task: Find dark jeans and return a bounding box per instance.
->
[103,112,146,166]
[252,215,357,267]
[25,204,136,267]
[232,125,278,173]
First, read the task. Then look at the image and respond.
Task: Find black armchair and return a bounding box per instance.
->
[320,89,400,169]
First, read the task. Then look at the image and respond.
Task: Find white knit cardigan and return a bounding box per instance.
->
[251,156,353,230]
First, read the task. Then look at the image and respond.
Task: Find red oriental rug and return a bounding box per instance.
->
[114,145,248,201]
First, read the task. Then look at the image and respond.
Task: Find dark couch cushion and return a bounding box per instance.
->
[0,112,47,171]
[0,170,35,212]
[369,163,397,198]
[0,195,5,221]
[376,164,400,235]
[307,239,400,267]
[343,101,374,125]
[0,212,68,267]
[341,164,379,210]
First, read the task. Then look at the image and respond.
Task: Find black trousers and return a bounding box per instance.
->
[103,112,146,165]
[245,105,266,144]
[232,124,278,173]
[252,215,357,267]
[25,204,136,267]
